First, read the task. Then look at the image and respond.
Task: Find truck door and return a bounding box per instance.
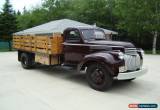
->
[63,29,88,64]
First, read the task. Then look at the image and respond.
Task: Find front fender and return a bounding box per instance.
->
[77,52,123,75]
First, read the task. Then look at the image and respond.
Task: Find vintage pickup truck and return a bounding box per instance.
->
[13,27,147,91]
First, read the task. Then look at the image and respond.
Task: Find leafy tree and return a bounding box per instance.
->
[42,0,117,29]
[115,0,160,54]
[0,0,17,51]
[17,0,117,30]
[16,10,21,16]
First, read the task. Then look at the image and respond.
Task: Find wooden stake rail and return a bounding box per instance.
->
[13,33,63,55]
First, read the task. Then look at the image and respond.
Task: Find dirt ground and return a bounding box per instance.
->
[0,52,159,110]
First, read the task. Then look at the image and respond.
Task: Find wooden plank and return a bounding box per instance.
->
[13,34,63,55]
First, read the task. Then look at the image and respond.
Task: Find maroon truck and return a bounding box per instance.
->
[14,27,147,91]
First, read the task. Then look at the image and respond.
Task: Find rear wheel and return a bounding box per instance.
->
[21,53,34,69]
[86,63,113,91]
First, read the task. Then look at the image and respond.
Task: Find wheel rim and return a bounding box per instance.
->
[22,57,27,65]
[91,67,105,85]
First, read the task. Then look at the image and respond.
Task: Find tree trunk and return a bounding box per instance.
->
[152,31,158,54]
[8,41,12,51]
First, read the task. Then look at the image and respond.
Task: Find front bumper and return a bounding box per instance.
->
[115,66,148,80]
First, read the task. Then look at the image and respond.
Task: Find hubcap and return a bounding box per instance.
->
[91,68,105,85]
[22,57,27,65]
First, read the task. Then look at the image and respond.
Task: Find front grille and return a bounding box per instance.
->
[124,48,142,71]
[124,54,141,71]
[125,48,138,55]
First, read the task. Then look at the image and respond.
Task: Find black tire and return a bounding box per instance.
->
[21,53,34,69]
[86,63,113,91]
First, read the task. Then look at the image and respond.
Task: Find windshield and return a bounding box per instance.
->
[81,29,106,41]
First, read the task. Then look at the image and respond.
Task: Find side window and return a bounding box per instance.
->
[66,30,81,42]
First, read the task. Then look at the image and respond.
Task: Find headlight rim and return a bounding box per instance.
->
[140,49,145,56]
[118,52,124,60]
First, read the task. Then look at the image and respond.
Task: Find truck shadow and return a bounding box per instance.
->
[35,65,88,86]
[35,65,154,97]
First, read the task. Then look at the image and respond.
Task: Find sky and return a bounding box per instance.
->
[0,0,42,12]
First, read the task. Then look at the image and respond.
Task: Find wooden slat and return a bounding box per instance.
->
[13,33,63,55]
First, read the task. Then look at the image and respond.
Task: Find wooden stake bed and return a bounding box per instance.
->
[13,33,64,55]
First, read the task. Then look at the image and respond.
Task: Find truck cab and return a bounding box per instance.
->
[62,27,147,90]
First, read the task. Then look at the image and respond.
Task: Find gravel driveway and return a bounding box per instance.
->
[0,52,159,110]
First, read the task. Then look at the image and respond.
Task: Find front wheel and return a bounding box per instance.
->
[86,63,113,91]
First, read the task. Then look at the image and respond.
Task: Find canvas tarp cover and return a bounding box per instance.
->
[14,19,118,36]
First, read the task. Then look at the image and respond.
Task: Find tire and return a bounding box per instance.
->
[86,63,113,91]
[21,53,34,69]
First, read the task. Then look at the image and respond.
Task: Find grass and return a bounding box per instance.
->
[145,50,160,55]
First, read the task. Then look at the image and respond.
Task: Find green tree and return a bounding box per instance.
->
[17,7,48,30]
[17,0,117,31]
[0,0,17,51]
[16,10,21,16]
[115,0,160,54]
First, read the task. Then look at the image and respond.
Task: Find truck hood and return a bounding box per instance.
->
[87,40,135,48]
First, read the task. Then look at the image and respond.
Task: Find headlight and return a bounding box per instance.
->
[118,52,124,60]
[140,49,145,56]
